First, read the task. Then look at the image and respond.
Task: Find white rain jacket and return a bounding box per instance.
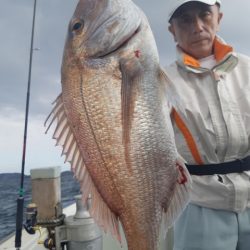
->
[165,37,250,212]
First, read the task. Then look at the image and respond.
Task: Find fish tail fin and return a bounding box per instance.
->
[162,156,192,236]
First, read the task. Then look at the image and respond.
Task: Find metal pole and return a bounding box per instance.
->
[15,0,37,248]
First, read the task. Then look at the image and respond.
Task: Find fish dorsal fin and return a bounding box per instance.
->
[45,94,122,243]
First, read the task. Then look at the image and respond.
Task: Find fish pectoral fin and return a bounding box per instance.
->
[162,157,192,234]
[120,59,142,172]
[45,94,122,244]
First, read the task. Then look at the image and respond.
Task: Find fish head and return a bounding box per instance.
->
[63,0,142,61]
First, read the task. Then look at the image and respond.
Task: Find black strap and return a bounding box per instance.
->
[186,155,250,175]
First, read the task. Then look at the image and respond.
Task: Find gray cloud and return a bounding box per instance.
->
[1,0,249,117]
[0,0,78,117]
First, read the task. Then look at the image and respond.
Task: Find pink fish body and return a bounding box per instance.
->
[46,0,191,249]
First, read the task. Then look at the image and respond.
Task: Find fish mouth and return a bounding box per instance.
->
[97,24,141,58]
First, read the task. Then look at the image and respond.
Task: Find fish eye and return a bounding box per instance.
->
[71,20,84,33]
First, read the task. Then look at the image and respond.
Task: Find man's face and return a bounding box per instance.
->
[168,2,223,59]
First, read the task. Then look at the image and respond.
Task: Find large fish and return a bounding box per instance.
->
[46,0,191,249]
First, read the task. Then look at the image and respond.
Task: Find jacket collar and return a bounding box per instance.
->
[176,36,238,74]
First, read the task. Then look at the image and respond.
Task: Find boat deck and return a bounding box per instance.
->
[0,203,173,250]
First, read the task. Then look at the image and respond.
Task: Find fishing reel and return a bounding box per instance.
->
[23,203,38,235]
[24,202,65,249]
[23,167,102,250]
[23,166,65,249]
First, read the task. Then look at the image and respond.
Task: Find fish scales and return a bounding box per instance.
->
[46,0,192,249]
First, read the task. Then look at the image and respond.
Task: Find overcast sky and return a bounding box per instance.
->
[1,0,250,174]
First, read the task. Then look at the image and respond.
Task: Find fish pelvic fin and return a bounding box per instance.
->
[158,68,186,115]
[45,94,122,244]
[162,156,192,236]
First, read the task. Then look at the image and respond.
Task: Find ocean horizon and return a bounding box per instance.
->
[0,171,80,241]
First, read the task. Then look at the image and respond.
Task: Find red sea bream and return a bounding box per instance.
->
[45,0,191,249]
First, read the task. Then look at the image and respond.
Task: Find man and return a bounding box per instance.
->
[165,0,250,249]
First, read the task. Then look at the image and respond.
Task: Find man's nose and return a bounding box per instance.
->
[191,17,203,33]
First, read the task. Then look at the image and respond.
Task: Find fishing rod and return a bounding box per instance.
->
[15,0,37,249]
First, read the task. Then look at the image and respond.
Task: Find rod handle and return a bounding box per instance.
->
[15,197,24,248]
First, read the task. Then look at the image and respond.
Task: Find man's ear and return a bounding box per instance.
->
[218,12,223,24]
[216,12,223,32]
[168,24,177,42]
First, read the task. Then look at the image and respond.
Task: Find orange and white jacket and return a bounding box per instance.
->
[165,37,250,212]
